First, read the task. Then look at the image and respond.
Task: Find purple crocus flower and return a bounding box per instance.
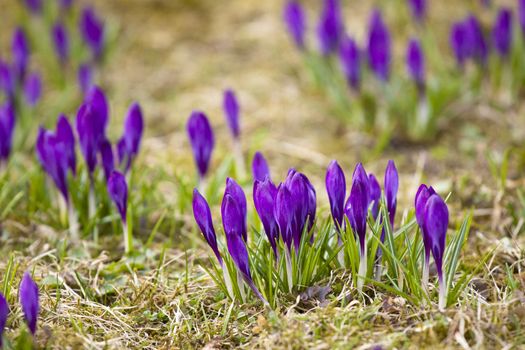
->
[283,1,306,50]
[326,160,346,229]
[107,171,128,223]
[252,151,270,183]
[520,0,525,35]
[367,10,391,81]
[52,22,69,64]
[317,0,344,55]
[0,293,8,347]
[339,36,361,91]
[79,6,105,59]
[450,21,469,68]
[492,8,513,58]
[345,163,370,255]
[24,0,42,14]
[99,138,114,180]
[77,63,93,94]
[0,103,16,165]
[384,160,398,228]
[84,86,109,132]
[12,28,30,82]
[24,72,42,107]
[223,89,240,139]
[368,173,381,221]
[407,0,426,23]
[36,128,70,202]
[56,115,76,176]
[0,60,14,99]
[275,183,294,251]
[422,192,449,310]
[224,178,247,242]
[415,183,436,287]
[406,38,425,93]
[187,111,214,179]
[222,193,268,305]
[192,189,222,264]
[253,178,279,255]
[465,15,489,66]
[117,102,144,173]
[19,272,39,336]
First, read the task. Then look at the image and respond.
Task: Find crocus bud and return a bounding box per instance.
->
[406,38,425,93]
[118,102,144,173]
[253,178,279,255]
[75,104,99,174]
[80,6,105,60]
[345,163,370,255]
[187,111,214,179]
[367,10,391,81]
[24,0,42,14]
[465,15,489,66]
[12,28,30,82]
[317,0,344,55]
[275,184,294,251]
[0,103,16,165]
[407,0,426,23]
[368,173,381,221]
[100,138,114,180]
[52,22,69,64]
[192,189,222,264]
[0,293,8,347]
[520,0,525,35]
[224,178,247,242]
[384,160,398,228]
[415,183,436,287]
[339,36,361,91]
[77,63,93,94]
[0,60,14,99]
[36,128,70,202]
[24,72,42,107]
[252,151,270,182]
[19,272,39,335]
[107,171,128,223]
[285,170,315,250]
[492,8,513,58]
[450,21,469,68]
[283,1,306,50]
[223,89,240,139]
[56,115,76,176]
[84,86,109,133]
[326,160,346,229]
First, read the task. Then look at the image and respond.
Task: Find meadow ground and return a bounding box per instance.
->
[0,0,524,349]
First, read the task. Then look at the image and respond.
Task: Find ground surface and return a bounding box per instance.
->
[0,0,524,349]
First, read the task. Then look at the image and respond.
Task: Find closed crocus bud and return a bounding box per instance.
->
[187,111,214,179]
[406,38,425,93]
[223,89,240,139]
[326,160,346,229]
[368,173,381,221]
[107,171,128,223]
[275,184,294,251]
[339,36,361,91]
[253,178,279,255]
[415,183,436,288]
[52,22,69,64]
[76,104,99,174]
[317,0,344,55]
[283,1,306,50]
[99,138,114,180]
[78,63,93,94]
[492,8,513,58]
[520,0,525,35]
[84,86,109,133]
[224,178,247,242]
[0,293,8,347]
[24,0,42,14]
[407,0,426,23]
[346,163,370,255]
[0,102,16,165]
[0,60,14,98]
[450,21,469,68]
[286,171,310,250]
[367,10,391,81]
[305,175,317,233]
[12,28,30,82]
[192,189,222,264]
[56,115,76,176]
[252,152,270,182]
[384,160,398,228]
[24,72,42,107]
[465,15,489,66]
[118,102,144,173]
[80,6,105,59]
[36,128,70,201]
[19,272,39,336]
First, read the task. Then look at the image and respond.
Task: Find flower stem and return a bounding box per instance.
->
[438,272,446,311]
[237,269,246,303]
[88,179,98,243]
[122,221,132,254]
[233,139,246,180]
[284,249,293,293]
[68,203,79,242]
[221,263,234,300]
[357,240,367,292]
[422,252,430,292]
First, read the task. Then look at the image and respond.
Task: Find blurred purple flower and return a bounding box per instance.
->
[252,151,270,183]
[0,60,14,98]
[367,10,391,81]
[326,160,346,229]
[36,127,70,201]
[24,72,42,107]
[450,21,469,67]
[465,15,489,66]
[79,6,105,59]
[77,63,93,94]
[24,0,42,14]
[0,103,16,165]
[0,293,8,347]
[317,0,344,55]
[107,171,128,223]
[56,115,76,176]
[19,272,39,335]
[283,1,306,50]
[492,8,513,57]
[368,173,381,221]
[187,111,214,179]
[223,89,240,139]
[99,138,114,180]
[12,28,30,82]
[407,0,426,23]
[406,38,425,93]
[59,0,73,11]
[52,22,69,64]
[192,189,222,264]
[118,102,144,173]
[520,0,525,35]
[253,177,279,255]
[339,36,361,91]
